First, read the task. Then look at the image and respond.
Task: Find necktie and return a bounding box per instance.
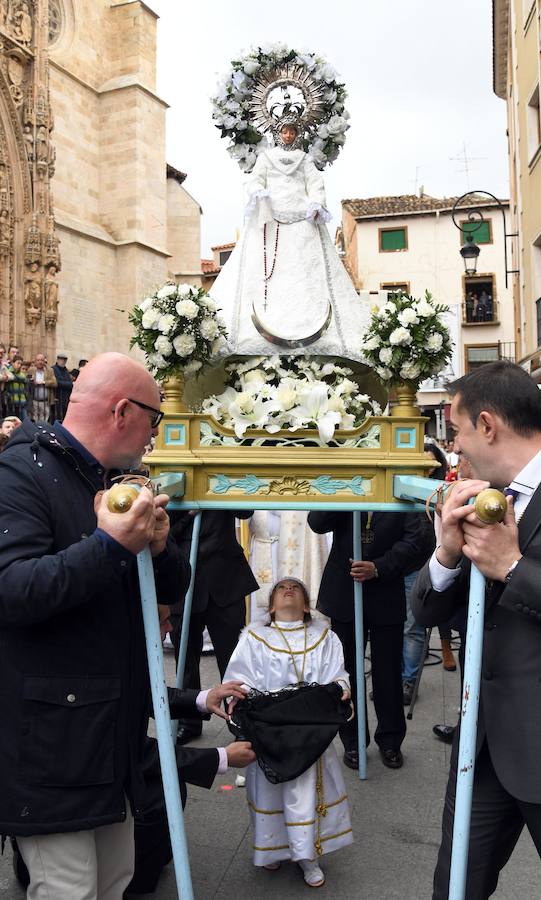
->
[504,487,520,503]
[504,487,524,523]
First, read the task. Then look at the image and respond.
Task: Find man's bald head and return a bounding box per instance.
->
[70,353,160,408]
[63,353,161,469]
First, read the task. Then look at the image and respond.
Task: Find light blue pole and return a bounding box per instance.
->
[137,545,194,900]
[353,511,367,780]
[171,512,202,739]
[448,562,486,900]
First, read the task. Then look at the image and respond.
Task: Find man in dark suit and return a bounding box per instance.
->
[170,510,259,744]
[412,361,541,899]
[308,509,433,770]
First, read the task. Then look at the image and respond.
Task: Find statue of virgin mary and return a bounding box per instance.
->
[210,67,370,365]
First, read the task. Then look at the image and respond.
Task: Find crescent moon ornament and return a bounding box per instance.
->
[251,297,332,348]
[474,488,508,525]
[107,484,139,514]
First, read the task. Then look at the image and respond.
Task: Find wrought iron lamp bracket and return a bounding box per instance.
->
[451,190,519,289]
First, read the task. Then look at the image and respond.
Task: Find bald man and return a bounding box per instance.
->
[0,354,221,898]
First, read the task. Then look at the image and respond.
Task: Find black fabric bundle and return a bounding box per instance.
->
[228,682,351,784]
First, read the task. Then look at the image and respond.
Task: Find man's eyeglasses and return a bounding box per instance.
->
[112,398,164,428]
[127,398,164,428]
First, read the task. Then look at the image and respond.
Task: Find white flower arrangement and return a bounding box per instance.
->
[202,356,381,444]
[211,44,350,172]
[362,290,453,385]
[129,282,228,381]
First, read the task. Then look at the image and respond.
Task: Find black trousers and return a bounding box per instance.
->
[171,597,246,729]
[331,618,406,752]
[433,740,541,899]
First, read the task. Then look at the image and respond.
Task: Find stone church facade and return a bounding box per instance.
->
[0,0,203,365]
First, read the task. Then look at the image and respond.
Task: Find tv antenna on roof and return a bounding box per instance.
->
[449,142,487,190]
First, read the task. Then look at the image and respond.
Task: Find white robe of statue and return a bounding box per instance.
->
[224,619,353,867]
[211,145,370,361]
[248,511,330,623]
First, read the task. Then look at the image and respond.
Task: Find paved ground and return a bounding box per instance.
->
[1,637,538,899]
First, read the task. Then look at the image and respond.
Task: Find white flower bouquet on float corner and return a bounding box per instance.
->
[202,356,381,444]
[128,282,228,380]
[362,290,453,387]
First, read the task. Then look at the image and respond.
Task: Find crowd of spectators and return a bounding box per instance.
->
[0,341,88,447]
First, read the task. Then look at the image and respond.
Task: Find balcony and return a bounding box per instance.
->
[461,298,499,325]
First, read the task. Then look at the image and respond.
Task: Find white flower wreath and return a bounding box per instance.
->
[211,44,350,172]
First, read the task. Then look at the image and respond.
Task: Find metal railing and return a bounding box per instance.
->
[498,341,516,362]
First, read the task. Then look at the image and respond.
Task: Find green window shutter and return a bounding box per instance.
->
[462,220,491,244]
[380,228,407,251]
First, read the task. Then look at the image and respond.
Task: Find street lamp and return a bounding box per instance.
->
[459,234,481,276]
[451,191,518,288]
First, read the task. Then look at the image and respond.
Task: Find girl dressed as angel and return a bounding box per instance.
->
[223,577,353,888]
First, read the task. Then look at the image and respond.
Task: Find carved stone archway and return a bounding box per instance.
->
[0,0,60,359]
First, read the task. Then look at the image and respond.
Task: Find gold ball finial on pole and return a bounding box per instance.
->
[474,488,507,525]
[107,484,140,513]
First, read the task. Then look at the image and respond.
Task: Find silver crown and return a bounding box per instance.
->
[248,63,327,139]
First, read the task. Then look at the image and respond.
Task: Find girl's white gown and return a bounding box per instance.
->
[211,145,370,362]
[224,618,354,866]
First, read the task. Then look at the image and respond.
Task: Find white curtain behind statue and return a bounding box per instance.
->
[249,511,330,622]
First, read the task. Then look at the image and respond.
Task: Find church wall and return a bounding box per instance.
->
[53,227,117,361]
[45,0,176,362]
[50,1,157,93]
[53,227,168,364]
[97,84,167,249]
[49,67,101,226]
[166,180,202,283]
[49,1,107,90]
[107,0,157,91]
[1,0,202,362]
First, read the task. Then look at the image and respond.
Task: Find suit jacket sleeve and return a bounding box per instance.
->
[498,555,541,621]
[411,559,469,626]
[166,687,210,721]
[373,513,434,581]
[175,745,220,789]
[142,736,219,793]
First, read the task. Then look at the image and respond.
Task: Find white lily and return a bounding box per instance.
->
[228,395,282,438]
[202,387,237,422]
[288,382,341,444]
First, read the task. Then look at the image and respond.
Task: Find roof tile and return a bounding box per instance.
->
[342,193,508,219]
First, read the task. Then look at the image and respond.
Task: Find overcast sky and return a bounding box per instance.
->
[151,0,509,257]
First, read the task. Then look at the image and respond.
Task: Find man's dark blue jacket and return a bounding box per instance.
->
[0,419,188,835]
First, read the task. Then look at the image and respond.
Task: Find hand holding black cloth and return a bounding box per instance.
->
[228,682,351,784]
